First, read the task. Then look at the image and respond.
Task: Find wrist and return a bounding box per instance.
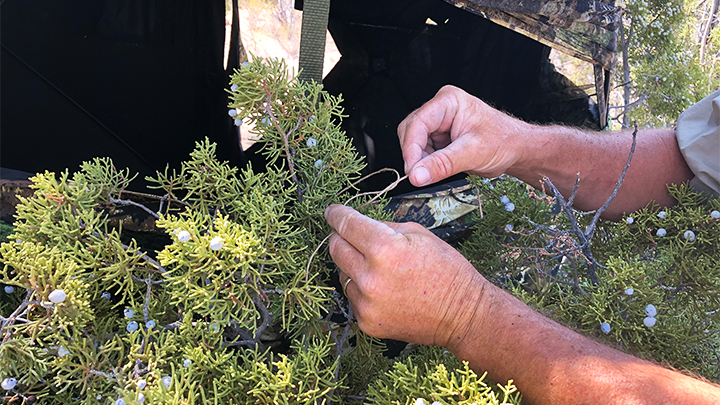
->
[503,121,552,180]
[443,272,496,356]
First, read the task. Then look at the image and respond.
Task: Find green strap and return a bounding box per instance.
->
[298,0,331,83]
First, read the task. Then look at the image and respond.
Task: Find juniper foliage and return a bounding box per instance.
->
[3,56,718,405]
[0,58,517,405]
[460,175,720,381]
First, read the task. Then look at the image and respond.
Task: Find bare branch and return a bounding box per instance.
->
[108,193,160,220]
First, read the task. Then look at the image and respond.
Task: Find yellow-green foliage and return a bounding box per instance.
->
[0,58,501,405]
[366,346,520,405]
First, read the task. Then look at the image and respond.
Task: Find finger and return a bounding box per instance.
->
[324,205,397,255]
[338,271,359,301]
[328,231,366,281]
[408,137,475,187]
[398,88,459,173]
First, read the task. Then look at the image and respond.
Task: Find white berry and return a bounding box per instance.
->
[645,304,657,317]
[183,359,192,368]
[97,395,102,400]
[231,84,239,91]
[177,230,191,242]
[241,62,249,68]
[504,202,515,212]
[711,210,720,219]
[414,399,428,405]
[101,291,111,300]
[228,109,237,117]
[137,379,147,389]
[261,117,271,126]
[4,286,14,294]
[306,137,317,147]
[656,228,667,237]
[314,159,323,169]
[58,346,70,357]
[114,399,126,405]
[1,377,17,390]
[162,376,172,388]
[209,237,224,251]
[500,195,510,204]
[643,316,657,328]
[600,322,611,334]
[504,224,513,232]
[126,321,139,333]
[124,308,134,319]
[657,211,666,219]
[625,217,634,224]
[624,288,634,296]
[48,289,67,304]
[683,230,696,241]
[234,118,242,127]
[137,393,145,403]
[146,320,156,329]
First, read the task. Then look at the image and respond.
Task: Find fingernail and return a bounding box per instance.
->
[413,166,431,186]
[323,204,334,219]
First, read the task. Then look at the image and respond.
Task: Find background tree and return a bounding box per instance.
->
[615,0,717,127]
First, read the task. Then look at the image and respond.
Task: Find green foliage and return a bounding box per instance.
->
[0,57,502,405]
[461,175,720,381]
[619,0,712,126]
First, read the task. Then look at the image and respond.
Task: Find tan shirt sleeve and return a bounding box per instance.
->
[676,89,720,198]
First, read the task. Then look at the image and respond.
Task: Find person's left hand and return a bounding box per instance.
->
[324,204,487,347]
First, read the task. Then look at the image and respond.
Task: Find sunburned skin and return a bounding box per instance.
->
[325,85,720,405]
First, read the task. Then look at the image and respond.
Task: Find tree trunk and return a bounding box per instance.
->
[620,18,633,129]
[700,0,720,64]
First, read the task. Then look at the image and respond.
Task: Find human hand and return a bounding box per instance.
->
[398,85,531,187]
[324,204,487,347]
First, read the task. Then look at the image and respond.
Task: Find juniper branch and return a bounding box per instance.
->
[107,193,160,220]
[585,122,638,241]
[261,88,303,196]
[1,289,34,343]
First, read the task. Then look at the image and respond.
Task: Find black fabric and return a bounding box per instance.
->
[1,0,242,189]
[321,0,595,195]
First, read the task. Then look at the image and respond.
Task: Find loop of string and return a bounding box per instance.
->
[305,168,408,280]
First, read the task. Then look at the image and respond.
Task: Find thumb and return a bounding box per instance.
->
[409,141,468,187]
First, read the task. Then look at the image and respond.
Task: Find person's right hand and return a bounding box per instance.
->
[398,85,532,187]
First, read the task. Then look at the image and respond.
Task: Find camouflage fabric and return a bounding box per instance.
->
[386,179,482,242]
[446,0,620,71]
[445,0,619,128]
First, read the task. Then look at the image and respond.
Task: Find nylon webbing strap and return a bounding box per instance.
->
[298,0,331,83]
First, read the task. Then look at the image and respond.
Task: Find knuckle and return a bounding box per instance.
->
[327,233,341,256]
[404,221,428,233]
[432,150,455,178]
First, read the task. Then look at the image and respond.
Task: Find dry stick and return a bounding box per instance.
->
[585,122,638,241]
[0,289,34,344]
[108,194,160,220]
[132,274,155,379]
[327,323,352,400]
[567,173,581,207]
[539,123,639,286]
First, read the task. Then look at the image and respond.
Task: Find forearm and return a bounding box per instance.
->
[450,282,720,405]
[506,125,694,220]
